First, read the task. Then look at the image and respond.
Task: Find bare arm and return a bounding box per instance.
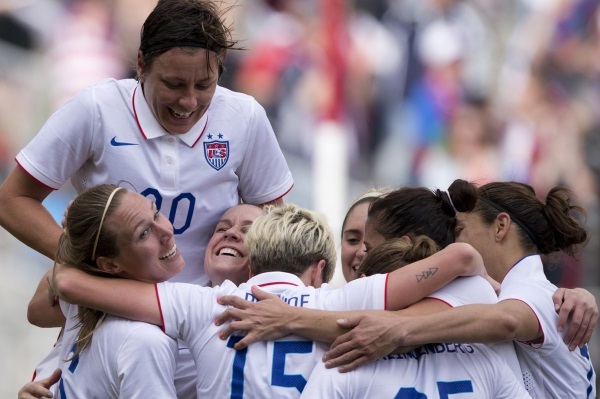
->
[53,264,162,325]
[28,267,65,328]
[0,167,61,259]
[216,287,453,350]
[324,299,539,371]
[216,243,483,349]
[384,242,485,310]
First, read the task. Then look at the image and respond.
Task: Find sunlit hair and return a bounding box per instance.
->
[341,188,391,238]
[245,204,336,284]
[368,179,477,248]
[359,235,439,277]
[139,0,240,77]
[452,181,588,256]
[54,184,127,358]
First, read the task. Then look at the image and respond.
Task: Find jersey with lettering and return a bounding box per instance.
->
[16,78,293,286]
[55,300,178,399]
[156,271,498,398]
[300,343,530,398]
[427,276,524,383]
[499,255,596,398]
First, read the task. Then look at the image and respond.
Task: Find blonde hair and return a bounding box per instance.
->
[358,235,439,276]
[245,204,336,283]
[54,184,126,358]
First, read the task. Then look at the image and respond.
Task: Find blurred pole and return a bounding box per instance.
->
[314,0,348,286]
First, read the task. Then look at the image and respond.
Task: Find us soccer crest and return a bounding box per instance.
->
[204,140,229,171]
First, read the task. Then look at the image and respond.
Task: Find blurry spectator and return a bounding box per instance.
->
[46,0,128,109]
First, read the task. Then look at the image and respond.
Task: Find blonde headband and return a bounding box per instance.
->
[92,187,122,260]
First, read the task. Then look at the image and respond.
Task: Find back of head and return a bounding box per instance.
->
[359,235,439,277]
[139,0,238,75]
[368,179,477,248]
[474,181,588,256]
[246,204,336,283]
[57,184,125,272]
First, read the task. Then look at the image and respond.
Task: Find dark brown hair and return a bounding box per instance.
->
[368,179,477,248]
[359,235,439,276]
[475,182,587,255]
[139,0,240,76]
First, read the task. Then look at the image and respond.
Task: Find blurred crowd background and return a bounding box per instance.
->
[1,0,599,396]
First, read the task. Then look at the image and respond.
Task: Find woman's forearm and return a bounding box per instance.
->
[54,266,162,325]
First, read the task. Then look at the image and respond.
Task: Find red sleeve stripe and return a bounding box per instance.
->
[155,283,167,333]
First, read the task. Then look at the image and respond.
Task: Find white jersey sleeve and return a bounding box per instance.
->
[236,97,293,203]
[319,273,387,311]
[301,344,530,399]
[427,276,498,307]
[156,281,226,340]
[16,83,102,189]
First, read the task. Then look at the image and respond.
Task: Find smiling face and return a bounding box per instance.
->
[103,191,185,283]
[137,47,218,134]
[341,201,370,282]
[204,204,265,286]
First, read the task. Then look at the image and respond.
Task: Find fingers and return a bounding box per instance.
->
[17,382,54,399]
[553,287,566,312]
[42,369,62,388]
[217,295,251,309]
[323,345,363,370]
[251,285,279,301]
[556,299,573,333]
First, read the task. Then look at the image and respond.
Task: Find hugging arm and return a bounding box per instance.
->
[53,264,162,325]
[217,242,484,349]
[28,267,65,328]
[324,299,539,371]
[553,287,598,350]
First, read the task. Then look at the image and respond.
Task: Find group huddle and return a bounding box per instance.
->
[1,0,595,398]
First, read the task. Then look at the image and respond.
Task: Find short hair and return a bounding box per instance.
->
[246,204,336,284]
[359,235,439,277]
[139,0,239,76]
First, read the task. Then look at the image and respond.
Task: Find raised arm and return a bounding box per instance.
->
[384,242,484,310]
[53,264,162,325]
[0,167,61,260]
[28,266,65,328]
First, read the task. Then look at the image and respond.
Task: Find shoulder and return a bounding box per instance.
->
[211,86,265,117]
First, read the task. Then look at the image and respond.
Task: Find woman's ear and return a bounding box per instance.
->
[96,257,121,275]
[495,213,511,241]
[310,259,326,288]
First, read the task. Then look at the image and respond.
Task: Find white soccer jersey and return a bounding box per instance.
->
[156,272,500,398]
[56,300,178,399]
[427,276,524,383]
[16,78,294,286]
[156,271,388,398]
[300,343,530,399]
[499,255,596,398]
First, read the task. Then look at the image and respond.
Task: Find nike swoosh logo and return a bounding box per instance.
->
[110,136,138,146]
